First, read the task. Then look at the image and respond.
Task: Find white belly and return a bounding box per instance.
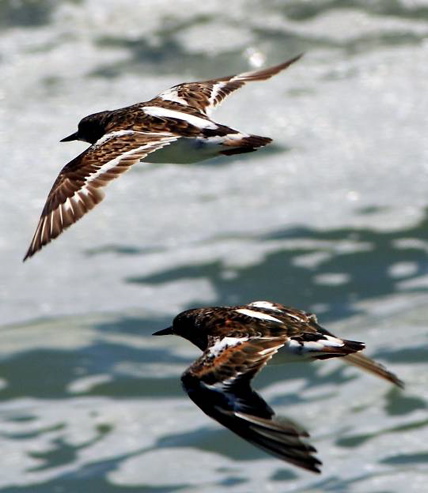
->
[144,137,223,164]
[270,346,312,365]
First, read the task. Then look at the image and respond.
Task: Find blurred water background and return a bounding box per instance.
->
[1,0,428,491]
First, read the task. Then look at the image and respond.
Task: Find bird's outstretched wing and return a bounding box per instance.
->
[154,54,302,116]
[181,334,322,473]
[24,131,177,260]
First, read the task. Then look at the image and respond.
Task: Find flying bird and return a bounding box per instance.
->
[24,55,302,260]
[154,300,403,473]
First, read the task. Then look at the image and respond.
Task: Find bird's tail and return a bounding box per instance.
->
[310,337,365,360]
[308,333,404,388]
[343,352,404,388]
[220,134,272,156]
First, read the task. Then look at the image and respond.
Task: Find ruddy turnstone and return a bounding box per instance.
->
[154,300,403,473]
[23,55,302,260]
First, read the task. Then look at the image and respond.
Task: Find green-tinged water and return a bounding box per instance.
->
[1,1,427,491]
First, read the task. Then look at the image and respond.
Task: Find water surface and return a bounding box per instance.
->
[1,1,427,491]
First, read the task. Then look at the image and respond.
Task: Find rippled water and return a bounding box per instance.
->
[1,1,427,491]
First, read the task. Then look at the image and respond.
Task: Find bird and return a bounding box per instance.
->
[23,54,302,260]
[153,300,403,473]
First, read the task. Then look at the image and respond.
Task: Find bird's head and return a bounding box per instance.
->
[61,111,111,144]
[153,309,209,351]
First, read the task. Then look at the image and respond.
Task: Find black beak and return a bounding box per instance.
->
[60,131,79,142]
[152,326,174,336]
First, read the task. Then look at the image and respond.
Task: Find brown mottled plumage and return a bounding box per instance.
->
[24,55,302,260]
[154,300,403,473]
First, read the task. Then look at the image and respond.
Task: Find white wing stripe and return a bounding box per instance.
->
[258,345,282,356]
[50,211,55,234]
[64,198,73,212]
[58,202,64,225]
[208,82,226,108]
[93,130,135,148]
[235,308,283,324]
[143,106,218,130]
[39,217,47,244]
[159,88,189,106]
[249,301,282,312]
[209,336,248,357]
[85,139,169,184]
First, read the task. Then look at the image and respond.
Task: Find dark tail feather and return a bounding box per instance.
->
[311,336,404,387]
[220,135,272,156]
[343,352,404,388]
